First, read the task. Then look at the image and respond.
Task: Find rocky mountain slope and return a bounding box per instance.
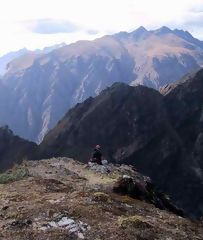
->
[0,157,202,240]
[1,27,203,142]
[0,43,66,77]
[41,68,203,218]
[0,48,29,76]
[0,126,38,172]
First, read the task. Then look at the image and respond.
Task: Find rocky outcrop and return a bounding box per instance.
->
[1,27,203,142]
[113,175,184,217]
[0,126,38,172]
[40,68,203,218]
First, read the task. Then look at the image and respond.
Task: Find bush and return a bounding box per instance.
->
[0,167,29,184]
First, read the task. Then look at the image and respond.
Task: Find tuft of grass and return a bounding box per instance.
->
[0,166,29,184]
[93,192,110,202]
[118,215,153,229]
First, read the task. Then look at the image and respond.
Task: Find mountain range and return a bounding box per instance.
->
[0,27,203,142]
[40,68,203,218]
[1,66,202,218]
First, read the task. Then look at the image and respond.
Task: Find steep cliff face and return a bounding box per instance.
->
[40,68,203,218]
[1,27,203,142]
[0,126,38,172]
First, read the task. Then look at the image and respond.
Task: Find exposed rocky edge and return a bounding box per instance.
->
[0,125,38,172]
[41,68,203,219]
[0,157,202,240]
[113,176,184,217]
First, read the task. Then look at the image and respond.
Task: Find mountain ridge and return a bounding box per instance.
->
[0,126,38,172]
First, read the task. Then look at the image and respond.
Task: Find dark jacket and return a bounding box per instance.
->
[92,148,102,165]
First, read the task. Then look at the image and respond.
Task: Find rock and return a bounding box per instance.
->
[57,217,75,227]
[113,175,185,217]
[38,214,90,238]
[48,221,58,228]
[88,162,111,174]
[77,232,85,239]
[123,175,132,179]
[101,160,108,165]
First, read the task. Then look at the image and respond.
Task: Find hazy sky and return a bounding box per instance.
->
[0,0,203,55]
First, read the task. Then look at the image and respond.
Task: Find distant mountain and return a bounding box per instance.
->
[0,48,29,76]
[40,68,203,218]
[0,43,66,76]
[0,126,38,172]
[35,42,66,54]
[1,27,203,142]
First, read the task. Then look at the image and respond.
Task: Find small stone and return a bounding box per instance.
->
[68,226,79,232]
[123,175,131,179]
[57,217,75,227]
[48,221,58,228]
[125,204,133,208]
[40,226,48,231]
[66,223,77,230]
[53,213,59,218]
[77,232,85,239]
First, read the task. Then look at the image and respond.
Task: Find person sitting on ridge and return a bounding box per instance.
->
[91,145,102,165]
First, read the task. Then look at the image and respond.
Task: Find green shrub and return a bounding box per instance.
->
[0,167,29,184]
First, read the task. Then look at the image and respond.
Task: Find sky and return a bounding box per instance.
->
[0,0,202,55]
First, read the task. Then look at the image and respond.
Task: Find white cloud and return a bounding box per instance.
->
[24,19,79,34]
[0,0,202,55]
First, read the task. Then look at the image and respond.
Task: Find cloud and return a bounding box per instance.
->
[165,9,203,39]
[86,30,99,35]
[0,0,203,55]
[181,13,203,40]
[185,13,203,28]
[24,19,78,34]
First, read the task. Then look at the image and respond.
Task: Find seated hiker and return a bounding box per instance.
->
[91,145,102,165]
